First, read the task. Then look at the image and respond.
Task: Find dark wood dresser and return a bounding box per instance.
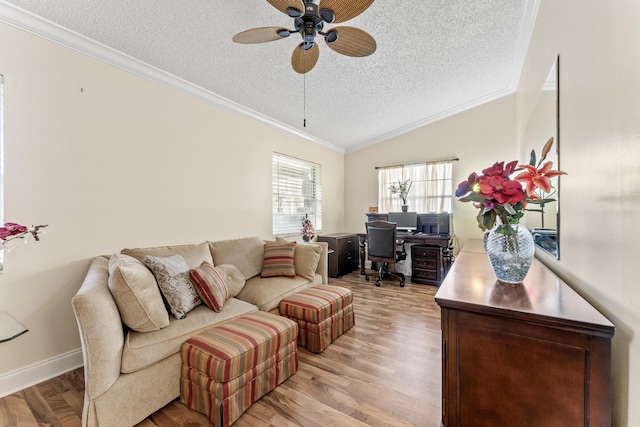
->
[317,233,359,278]
[435,240,615,427]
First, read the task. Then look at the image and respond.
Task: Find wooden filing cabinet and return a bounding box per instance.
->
[318,233,359,278]
[411,244,443,286]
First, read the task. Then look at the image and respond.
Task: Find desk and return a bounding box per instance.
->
[357,233,452,285]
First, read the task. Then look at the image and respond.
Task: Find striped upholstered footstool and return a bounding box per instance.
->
[180,312,298,427]
[279,285,355,354]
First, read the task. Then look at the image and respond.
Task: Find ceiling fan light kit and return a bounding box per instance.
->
[233,0,376,74]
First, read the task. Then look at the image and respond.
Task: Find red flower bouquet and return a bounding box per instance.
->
[455,138,565,234]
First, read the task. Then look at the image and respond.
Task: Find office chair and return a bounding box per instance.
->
[365,221,407,287]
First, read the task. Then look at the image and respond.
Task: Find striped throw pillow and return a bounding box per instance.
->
[189,261,229,312]
[261,242,296,278]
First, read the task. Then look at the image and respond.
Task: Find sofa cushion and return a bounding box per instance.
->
[107,254,170,332]
[189,261,228,312]
[276,237,322,281]
[208,236,265,279]
[236,274,321,312]
[261,242,296,278]
[215,264,246,298]
[121,299,259,374]
[143,255,201,319]
[122,242,213,269]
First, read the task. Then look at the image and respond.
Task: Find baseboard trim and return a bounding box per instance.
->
[0,348,83,398]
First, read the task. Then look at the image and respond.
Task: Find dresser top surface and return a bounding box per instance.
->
[435,240,615,335]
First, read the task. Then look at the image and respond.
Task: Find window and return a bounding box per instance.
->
[272,153,322,236]
[378,161,453,213]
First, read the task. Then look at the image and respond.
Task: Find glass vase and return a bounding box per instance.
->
[485,223,535,283]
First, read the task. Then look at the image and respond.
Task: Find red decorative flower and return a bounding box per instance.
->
[455,138,566,232]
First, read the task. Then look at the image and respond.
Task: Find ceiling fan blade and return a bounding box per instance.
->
[267,0,304,16]
[325,26,376,57]
[291,43,319,74]
[318,0,374,23]
[232,27,289,44]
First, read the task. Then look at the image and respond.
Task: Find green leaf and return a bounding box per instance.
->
[529,149,536,166]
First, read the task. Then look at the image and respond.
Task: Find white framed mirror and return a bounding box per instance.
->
[525,56,560,258]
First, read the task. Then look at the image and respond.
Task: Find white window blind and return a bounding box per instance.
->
[272,153,322,236]
[378,161,453,213]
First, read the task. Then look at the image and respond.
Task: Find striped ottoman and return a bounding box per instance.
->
[279,285,355,354]
[180,312,298,427]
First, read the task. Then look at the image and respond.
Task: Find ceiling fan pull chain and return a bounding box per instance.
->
[303,67,307,127]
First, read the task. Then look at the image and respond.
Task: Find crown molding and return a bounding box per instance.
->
[0,1,345,154]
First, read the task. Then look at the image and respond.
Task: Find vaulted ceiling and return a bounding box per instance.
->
[1,0,537,152]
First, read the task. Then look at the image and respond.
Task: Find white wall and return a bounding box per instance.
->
[345,94,518,252]
[0,22,344,388]
[518,1,640,425]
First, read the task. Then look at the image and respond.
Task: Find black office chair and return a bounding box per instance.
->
[365,221,407,287]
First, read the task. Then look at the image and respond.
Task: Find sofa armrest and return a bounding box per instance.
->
[313,241,329,284]
[72,256,124,400]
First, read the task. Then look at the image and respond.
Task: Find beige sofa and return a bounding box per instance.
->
[72,236,328,427]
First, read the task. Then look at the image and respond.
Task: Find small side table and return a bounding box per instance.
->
[0,311,28,343]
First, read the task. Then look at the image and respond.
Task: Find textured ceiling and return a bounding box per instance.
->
[1,0,536,152]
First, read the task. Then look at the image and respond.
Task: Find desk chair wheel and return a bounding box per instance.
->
[375,278,381,287]
[400,280,405,287]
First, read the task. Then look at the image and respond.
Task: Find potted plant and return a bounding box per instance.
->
[389,179,412,212]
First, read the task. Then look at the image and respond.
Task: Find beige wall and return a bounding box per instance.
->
[345,94,517,251]
[518,1,640,425]
[0,22,344,379]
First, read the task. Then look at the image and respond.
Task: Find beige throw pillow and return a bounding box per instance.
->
[108,254,169,332]
[214,264,246,298]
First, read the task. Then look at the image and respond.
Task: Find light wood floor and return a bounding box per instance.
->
[1,272,442,427]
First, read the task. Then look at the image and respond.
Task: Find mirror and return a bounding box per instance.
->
[525,56,560,258]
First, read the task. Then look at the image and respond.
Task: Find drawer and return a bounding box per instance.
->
[414,258,438,270]
[412,247,440,258]
[412,268,438,281]
[337,236,358,255]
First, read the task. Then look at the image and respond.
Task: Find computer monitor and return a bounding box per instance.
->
[387,212,418,232]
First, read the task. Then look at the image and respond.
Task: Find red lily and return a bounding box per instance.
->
[514,161,566,196]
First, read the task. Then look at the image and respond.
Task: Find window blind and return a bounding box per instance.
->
[272,153,322,236]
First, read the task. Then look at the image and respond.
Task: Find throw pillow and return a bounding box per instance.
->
[143,254,201,319]
[189,261,229,312]
[108,254,170,332]
[261,242,296,278]
[276,237,322,281]
[214,264,246,298]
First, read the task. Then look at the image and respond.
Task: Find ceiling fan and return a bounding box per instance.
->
[232,0,377,74]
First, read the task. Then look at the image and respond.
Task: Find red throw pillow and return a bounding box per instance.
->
[189,261,229,312]
[261,242,296,278]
